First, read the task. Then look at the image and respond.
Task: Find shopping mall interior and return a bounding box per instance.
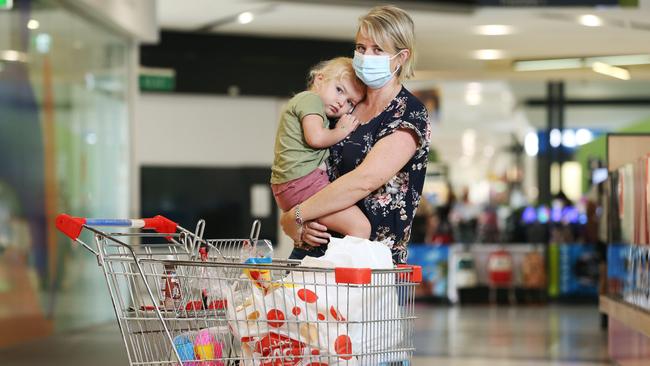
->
[2,0,650,365]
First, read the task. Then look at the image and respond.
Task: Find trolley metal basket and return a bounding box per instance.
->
[56,214,421,366]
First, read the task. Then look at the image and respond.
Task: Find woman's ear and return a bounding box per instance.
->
[399,49,411,65]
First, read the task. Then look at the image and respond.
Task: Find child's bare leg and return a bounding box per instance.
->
[318,205,371,239]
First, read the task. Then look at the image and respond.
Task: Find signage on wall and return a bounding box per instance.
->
[139,67,175,92]
[0,0,13,10]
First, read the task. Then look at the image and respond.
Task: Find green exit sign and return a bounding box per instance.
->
[139,67,175,92]
[0,0,13,10]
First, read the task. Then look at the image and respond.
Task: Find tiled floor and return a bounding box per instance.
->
[0,304,611,365]
[411,304,611,366]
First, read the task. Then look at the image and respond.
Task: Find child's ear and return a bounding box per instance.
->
[313,74,324,88]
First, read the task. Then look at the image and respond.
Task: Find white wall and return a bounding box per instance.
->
[135,93,295,257]
[136,93,281,166]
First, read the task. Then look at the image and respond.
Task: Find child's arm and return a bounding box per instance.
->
[302,114,360,149]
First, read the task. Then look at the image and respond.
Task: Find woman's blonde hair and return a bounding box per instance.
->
[357,5,416,81]
[307,57,365,92]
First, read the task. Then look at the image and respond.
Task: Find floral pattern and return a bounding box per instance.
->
[328,87,431,264]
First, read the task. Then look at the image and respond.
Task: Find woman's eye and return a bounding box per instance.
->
[336,87,342,94]
[355,45,365,53]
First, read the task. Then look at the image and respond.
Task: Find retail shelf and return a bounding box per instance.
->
[600,294,650,338]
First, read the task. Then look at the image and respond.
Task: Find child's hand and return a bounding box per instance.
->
[337,114,360,134]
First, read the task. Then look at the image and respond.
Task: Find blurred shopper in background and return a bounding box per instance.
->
[430,208,454,244]
[280,5,431,264]
[449,187,480,243]
[411,198,435,244]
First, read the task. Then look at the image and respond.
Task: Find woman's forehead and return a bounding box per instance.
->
[355,33,376,45]
[356,28,394,51]
[355,28,377,44]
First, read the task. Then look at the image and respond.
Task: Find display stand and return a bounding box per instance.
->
[600,295,650,338]
[601,133,650,364]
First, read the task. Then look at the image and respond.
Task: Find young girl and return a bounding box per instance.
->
[270,57,370,243]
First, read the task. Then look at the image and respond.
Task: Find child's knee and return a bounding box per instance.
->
[348,219,371,239]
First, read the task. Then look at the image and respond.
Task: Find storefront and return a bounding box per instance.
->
[0,0,154,346]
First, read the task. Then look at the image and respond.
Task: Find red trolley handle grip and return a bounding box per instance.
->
[55,213,178,240]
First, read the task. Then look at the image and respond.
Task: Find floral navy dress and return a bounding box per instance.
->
[328,86,431,264]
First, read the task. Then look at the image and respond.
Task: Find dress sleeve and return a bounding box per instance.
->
[376,96,431,160]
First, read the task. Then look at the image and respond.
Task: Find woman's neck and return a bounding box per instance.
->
[364,80,402,112]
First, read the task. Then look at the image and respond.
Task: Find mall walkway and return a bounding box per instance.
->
[0,305,611,365]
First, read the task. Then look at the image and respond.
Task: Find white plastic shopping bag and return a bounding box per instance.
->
[228,236,403,365]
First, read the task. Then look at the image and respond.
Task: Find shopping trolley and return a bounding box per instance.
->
[56,213,422,365]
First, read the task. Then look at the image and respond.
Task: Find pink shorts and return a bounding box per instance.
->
[271,167,330,211]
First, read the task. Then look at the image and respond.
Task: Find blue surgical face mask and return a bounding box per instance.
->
[353,50,403,89]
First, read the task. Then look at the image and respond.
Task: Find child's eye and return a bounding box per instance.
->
[336,87,343,94]
[355,45,365,53]
[347,100,354,108]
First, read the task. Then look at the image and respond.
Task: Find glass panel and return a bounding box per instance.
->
[0,0,131,339]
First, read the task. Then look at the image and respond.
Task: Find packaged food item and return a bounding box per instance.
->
[162,257,182,310]
[241,239,274,294]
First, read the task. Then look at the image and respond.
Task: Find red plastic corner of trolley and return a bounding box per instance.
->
[397,264,423,283]
[334,267,372,285]
[55,214,86,240]
[143,215,177,234]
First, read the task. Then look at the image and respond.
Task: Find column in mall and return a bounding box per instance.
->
[537,80,565,205]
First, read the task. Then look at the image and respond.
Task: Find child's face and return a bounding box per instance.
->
[314,76,365,118]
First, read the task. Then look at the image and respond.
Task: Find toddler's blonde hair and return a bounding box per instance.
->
[307,57,365,92]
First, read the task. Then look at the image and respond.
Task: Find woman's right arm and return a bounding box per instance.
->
[281,128,418,244]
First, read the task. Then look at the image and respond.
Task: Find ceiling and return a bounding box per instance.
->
[158,0,650,80]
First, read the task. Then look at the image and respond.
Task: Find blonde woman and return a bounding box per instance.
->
[281,5,431,264]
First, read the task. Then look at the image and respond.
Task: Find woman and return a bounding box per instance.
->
[280,5,431,264]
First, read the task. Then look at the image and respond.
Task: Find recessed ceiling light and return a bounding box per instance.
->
[578,14,602,27]
[27,19,39,30]
[238,12,254,25]
[474,25,513,36]
[473,49,504,60]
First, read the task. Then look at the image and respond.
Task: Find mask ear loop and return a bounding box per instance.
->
[391,50,405,76]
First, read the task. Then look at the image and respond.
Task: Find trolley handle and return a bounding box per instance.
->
[55,213,178,241]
